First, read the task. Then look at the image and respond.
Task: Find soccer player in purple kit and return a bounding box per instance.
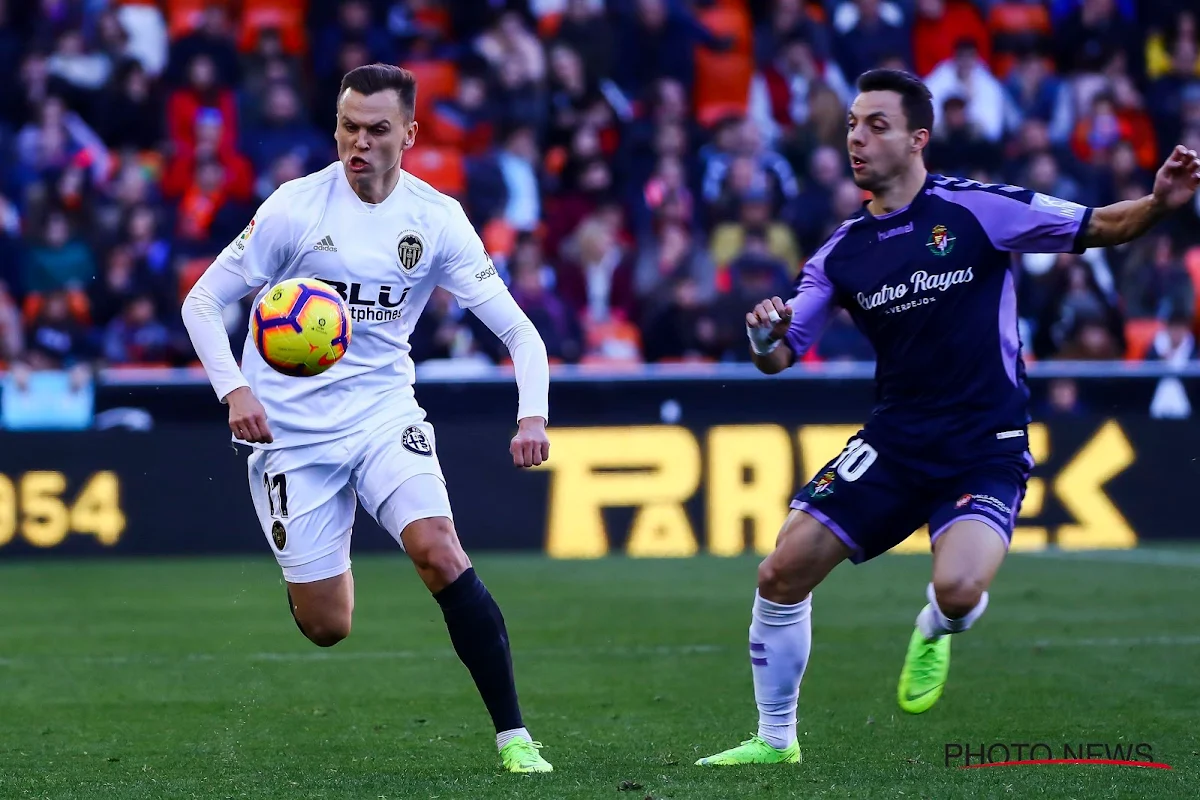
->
[697,69,1200,767]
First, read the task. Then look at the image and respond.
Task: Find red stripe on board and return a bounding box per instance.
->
[960,760,1172,770]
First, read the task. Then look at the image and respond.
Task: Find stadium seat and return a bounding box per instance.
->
[22,290,92,327]
[1124,318,1162,361]
[166,0,218,39]
[413,4,452,38]
[1186,246,1200,299]
[1187,247,1200,336]
[580,316,642,365]
[481,218,517,261]
[238,0,308,55]
[403,146,466,197]
[537,12,563,38]
[177,257,212,304]
[692,3,754,127]
[407,61,458,125]
[987,2,1052,77]
[542,145,568,178]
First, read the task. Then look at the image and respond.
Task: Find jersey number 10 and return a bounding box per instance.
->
[831,439,879,482]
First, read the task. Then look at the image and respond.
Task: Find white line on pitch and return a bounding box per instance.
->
[1024,549,1200,567]
[1030,635,1200,648]
[0,644,728,668]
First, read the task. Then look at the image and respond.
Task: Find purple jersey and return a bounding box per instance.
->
[784,174,1092,473]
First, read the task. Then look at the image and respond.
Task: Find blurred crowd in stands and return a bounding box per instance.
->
[2,0,1200,378]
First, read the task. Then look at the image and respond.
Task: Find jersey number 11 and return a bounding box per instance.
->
[263,472,289,518]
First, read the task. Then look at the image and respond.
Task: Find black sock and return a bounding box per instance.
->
[434,568,523,733]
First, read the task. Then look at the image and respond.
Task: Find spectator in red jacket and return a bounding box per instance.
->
[912,0,992,78]
[162,108,252,202]
[167,53,238,152]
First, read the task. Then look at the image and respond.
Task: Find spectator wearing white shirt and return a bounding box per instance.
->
[925,38,1011,142]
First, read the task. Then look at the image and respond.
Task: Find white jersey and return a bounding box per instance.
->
[213,163,506,448]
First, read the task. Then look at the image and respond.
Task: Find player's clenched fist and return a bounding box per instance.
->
[510,416,550,468]
[226,386,274,444]
[746,296,793,355]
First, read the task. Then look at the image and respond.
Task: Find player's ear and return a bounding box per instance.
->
[912,127,930,154]
[403,120,418,151]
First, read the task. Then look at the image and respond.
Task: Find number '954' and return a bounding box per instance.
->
[0,472,125,549]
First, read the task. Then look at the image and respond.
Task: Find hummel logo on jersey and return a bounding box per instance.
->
[313,236,337,252]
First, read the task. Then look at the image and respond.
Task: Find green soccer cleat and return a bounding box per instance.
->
[695,735,801,766]
[499,739,553,773]
[897,626,951,714]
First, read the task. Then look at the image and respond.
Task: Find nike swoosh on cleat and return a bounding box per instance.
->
[905,687,939,701]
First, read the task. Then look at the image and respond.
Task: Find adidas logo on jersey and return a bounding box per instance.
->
[313,236,337,252]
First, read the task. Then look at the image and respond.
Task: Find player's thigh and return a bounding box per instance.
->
[352,419,450,548]
[247,442,358,586]
[790,434,935,566]
[376,474,469,592]
[927,455,1031,610]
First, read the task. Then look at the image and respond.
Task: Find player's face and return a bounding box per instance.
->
[846,91,924,193]
[335,88,416,179]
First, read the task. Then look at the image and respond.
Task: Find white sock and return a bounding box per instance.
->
[749,591,812,750]
[916,582,989,640]
[496,727,531,751]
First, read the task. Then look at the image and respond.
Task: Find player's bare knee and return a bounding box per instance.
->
[757,551,810,603]
[422,539,470,585]
[405,517,471,589]
[933,575,986,618]
[300,612,352,647]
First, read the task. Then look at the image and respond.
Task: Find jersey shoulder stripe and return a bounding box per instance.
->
[928,174,1038,205]
[927,174,1091,255]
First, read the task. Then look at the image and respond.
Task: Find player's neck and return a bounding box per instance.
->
[345,166,401,205]
[866,165,928,217]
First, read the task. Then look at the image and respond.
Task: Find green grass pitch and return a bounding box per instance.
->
[1,549,1197,799]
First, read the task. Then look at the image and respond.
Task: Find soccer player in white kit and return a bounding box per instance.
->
[180,64,554,774]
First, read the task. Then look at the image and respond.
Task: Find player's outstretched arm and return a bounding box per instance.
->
[181,264,274,443]
[1079,145,1200,249]
[468,292,550,468]
[747,297,796,375]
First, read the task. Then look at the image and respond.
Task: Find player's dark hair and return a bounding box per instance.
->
[855,68,934,134]
[339,63,417,118]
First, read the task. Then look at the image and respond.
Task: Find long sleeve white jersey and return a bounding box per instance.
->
[182,162,549,449]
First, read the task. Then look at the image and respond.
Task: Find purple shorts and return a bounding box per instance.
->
[791,433,1032,564]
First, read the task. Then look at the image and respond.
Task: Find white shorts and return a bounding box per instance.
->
[246,418,453,583]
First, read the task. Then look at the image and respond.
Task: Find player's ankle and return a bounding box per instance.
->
[757,724,796,750]
[496,727,531,750]
[917,582,989,637]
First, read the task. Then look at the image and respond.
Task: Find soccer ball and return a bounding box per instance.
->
[251,278,352,377]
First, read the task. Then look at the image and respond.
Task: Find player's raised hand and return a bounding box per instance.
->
[510,416,550,468]
[747,297,794,342]
[1152,145,1200,211]
[226,386,274,444]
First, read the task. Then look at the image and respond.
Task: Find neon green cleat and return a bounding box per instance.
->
[499,739,553,773]
[695,735,801,766]
[897,626,951,714]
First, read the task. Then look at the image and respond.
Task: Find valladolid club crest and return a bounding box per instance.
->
[397,230,426,271]
[808,470,836,499]
[927,224,956,256]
